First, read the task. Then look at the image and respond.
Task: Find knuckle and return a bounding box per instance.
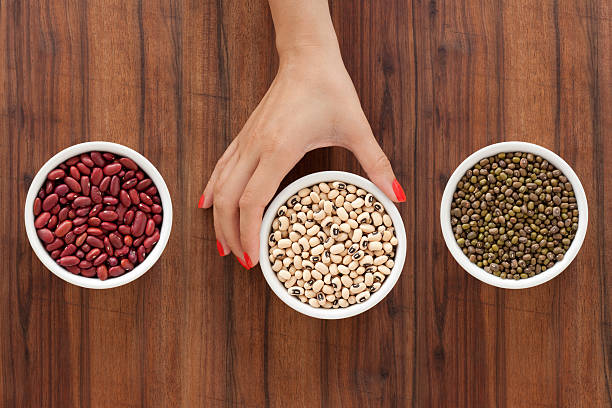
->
[373,152,392,173]
[239,188,262,210]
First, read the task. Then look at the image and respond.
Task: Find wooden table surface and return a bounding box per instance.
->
[1,0,611,407]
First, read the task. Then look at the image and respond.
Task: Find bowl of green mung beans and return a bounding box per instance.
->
[440,141,588,289]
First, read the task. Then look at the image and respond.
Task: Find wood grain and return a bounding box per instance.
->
[1,0,610,406]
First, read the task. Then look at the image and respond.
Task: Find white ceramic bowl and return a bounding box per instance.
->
[440,141,588,289]
[259,171,406,319]
[25,141,173,289]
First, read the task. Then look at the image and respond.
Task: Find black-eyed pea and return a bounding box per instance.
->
[305,289,316,298]
[322,250,331,265]
[356,266,366,275]
[331,181,346,190]
[328,263,338,275]
[303,269,311,281]
[382,230,393,241]
[335,195,345,207]
[360,224,375,234]
[350,282,366,294]
[341,287,350,299]
[290,212,298,223]
[385,259,395,268]
[328,189,339,200]
[383,242,393,253]
[317,230,327,241]
[371,212,382,226]
[287,195,299,207]
[390,237,398,245]
[310,255,320,264]
[374,255,388,265]
[326,294,336,302]
[309,237,321,247]
[311,244,325,256]
[352,250,364,261]
[289,265,296,274]
[315,262,329,275]
[371,282,382,292]
[309,191,320,204]
[363,206,374,213]
[294,203,302,211]
[338,265,350,276]
[354,276,365,284]
[321,216,334,228]
[317,292,326,306]
[302,259,314,269]
[272,218,279,230]
[360,255,373,266]
[314,209,326,221]
[347,219,358,229]
[341,275,353,287]
[356,291,370,303]
[319,182,330,193]
[331,254,343,264]
[365,272,374,286]
[323,274,332,284]
[343,202,353,212]
[383,214,392,227]
[336,233,349,242]
[289,243,299,254]
[294,256,303,269]
[284,276,297,288]
[373,249,385,257]
[289,231,301,242]
[360,236,369,250]
[348,296,357,305]
[331,276,341,290]
[322,285,334,295]
[369,232,382,242]
[269,254,276,263]
[350,211,358,220]
[272,259,283,272]
[277,269,291,282]
[337,207,348,221]
[347,243,359,255]
[312,280,324,292]
[288,286,304,296]
[347,184,357,193]
[304,280,313,290]
[282,257,293,268]
[339,223,351,233]
[297,279,304,286]
[364,193,374,205]
[330,243,344,254]
[339,298,349,307]
[357,212,370,224]
[323,200,333,214]
[364,265,376,274]
[308,298,320,308]
[311,270,323,280]
[298,237,310,252]
[348,260,359,270]
[368,241,383,251]
[373,202,384,212]
[307,224,320,236]
[277,205,288,216]
[298,187,311,198]
[322,301,332,309]
[279,217,289,231]
[272,248,285,258]
[351,228,363,243]
[346,193,356,202]
[349,271,358,278]
[330,223,340,238]
[304,220,315,229]
[299,295,308,303]
[378,265,391,275]
[352,197,365,208]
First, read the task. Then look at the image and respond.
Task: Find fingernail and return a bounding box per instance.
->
[236,255,249,269]
[243,252,253,269]
[216,240,225,256]
[198,193,205,208]
[392,179,406,202]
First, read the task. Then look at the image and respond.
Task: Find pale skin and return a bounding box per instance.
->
[199,0,405,269]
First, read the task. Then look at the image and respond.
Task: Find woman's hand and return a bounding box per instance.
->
[199,45,405,269]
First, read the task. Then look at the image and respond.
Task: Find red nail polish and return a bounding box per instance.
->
[198,193,205,208]
[392,179,406,202]
[236,255,248,269]
[216,240,225,256]
[243,252,253,269]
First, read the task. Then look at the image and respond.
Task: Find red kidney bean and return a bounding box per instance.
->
[133,236,145,247]
[99,176,111,192]
[47,215,58,229]
[81,243,91,252]
[152,197,160,205]
[38,190,45,199]
[59,197,68,205]
[89,203,103,217]
[143,231,160,249]
[55,184,69,196]
[91,152,106,167]
[123,170,135,181]
[109,265,125,277]
[118,157,137,171]
[85,248,101,261]
[138,203,151,213]
[135,170,145,180]
[103,163,122,176]
[104,237,113,255]
[145,186,157,196]
[73,217,88,226]
[79,260,92,269]
[137,245,146,263]
[61,244,77,257]
[115,246,129,257]
[69,166,81,180]
[87,227,104,236]
[118,225,131,235]
[120,190,131,207]
[65,176,81,192]
[96,265,109,280]
[55,220,73,237]
[136,179,152,191]
[102,152,115,161]
[103,196,119,205]
[65,157,79,166]
[58,256,80,267]
[58,207,69,222]
[116,204,127,222]
[73,196,92,207]
[122,178,138,190]
[75,233,87,247]
[131,211,146,237]
[121,259,134,271]
[91,186,102,203]
[145,219,155,236]
[86,236,104,248]
[75,207,90,217]
[109,233,123,249]
[81,267,96,277]
[75,250,85,258]
[110,176,120,196]
[81,176,90,196]
[105,205,116,211]
[139,192,153,205]
[45,180,54,194]
[47,169,65,180]
[100,222,117,231]
[47,238,64,251]
[64,231,76,244]
[34,212,51,228]
[98,211,118,222]
[42,194,59,211]
[68,210,76,219]
[76,162,90,175]
[128,249,137,264]
[93,253,108,266]
[51,204,61,215]
[124,235,133,247]
[128,189,140,205]
[66,266,80,274]
[124,210,135,225]
[107,256,118,267]
[74,224,88,235]
[33,197,42,216]
[88,217,101,226]
[50,249,61,259]
[66,192,78,201]
[80,153,94,167]
[91,167,103,186]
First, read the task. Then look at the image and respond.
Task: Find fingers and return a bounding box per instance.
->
[213,153,259,268]
[239,153,298,267]
[347,121,405,202]
[199,138,238,209]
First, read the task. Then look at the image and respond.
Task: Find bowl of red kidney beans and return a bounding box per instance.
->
[25,142,173,289]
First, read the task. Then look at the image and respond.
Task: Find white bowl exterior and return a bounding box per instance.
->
[440,141,588,289]
[259,171,406,319]
[25,141,173,289]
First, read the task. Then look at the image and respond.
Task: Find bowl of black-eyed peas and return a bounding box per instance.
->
[259,171,406,319]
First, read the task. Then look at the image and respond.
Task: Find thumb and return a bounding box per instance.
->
[347,122,406,203]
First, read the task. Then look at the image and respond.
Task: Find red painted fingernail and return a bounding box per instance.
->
[243,252,253,269]
[236,255,249,269]
[392,179,406,202]
[198,193,205,208]
[216,240,225,256]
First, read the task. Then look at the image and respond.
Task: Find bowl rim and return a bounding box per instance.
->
[259,171,406,319]
[440,141,588,289]
[24,141,173,289]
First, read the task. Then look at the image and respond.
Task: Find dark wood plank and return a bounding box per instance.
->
[0,0,610,406]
